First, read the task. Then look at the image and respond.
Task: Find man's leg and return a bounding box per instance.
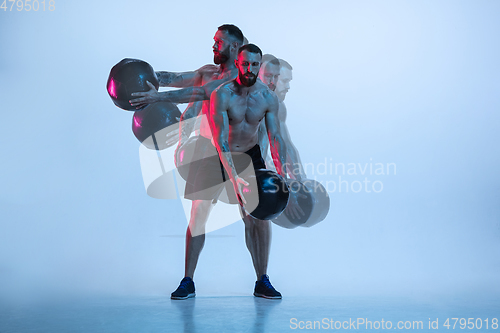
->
[185,199,215,278]
[240,207,281,299]
[240,207,271,278]
[171,199,215,300]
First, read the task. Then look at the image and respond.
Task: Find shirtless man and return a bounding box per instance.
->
[129,24,244,146]
[173,36,249,146]
[274,59,307,180]
[256,54,283,161]
[127,24,251,296]
[257,55,306,219]
[171,44,286,300]
[258,54,281,92]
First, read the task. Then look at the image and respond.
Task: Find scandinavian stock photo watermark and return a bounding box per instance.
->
[139,144,397,199]
[138,136,397,233]
[138,117,397,199]
[281,158,396,194]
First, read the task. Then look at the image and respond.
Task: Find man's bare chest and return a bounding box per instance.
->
[227,94,268,125]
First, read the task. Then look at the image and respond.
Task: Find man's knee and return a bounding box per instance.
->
[242,213,269,227]
[189,200,215,230]
[191,200,215,215]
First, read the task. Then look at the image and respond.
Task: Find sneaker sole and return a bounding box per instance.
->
[254,292,282,299]
[171,292,196,300]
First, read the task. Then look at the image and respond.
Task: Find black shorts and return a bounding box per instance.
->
[183,136,266,203]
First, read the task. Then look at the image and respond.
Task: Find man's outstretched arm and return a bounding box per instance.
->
[130,76,231,109]
[156,71,199,88]
[156,64,218,87]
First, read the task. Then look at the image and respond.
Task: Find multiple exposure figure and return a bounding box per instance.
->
[130,25,287,299]
[258,56,306,181]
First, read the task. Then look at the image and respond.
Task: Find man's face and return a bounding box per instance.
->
[275,67,292,101]
[213,30,231,64]
[236,50,261,87]
[258,62,280,91]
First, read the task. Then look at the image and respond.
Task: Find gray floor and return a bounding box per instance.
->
[1,295,499,332]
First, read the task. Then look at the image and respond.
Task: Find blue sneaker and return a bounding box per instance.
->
[171,277,196,300]
[254,274,282,299]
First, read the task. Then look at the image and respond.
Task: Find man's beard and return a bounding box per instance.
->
[213,48,230,64]
[268,82,276,91]
[239,72,257,87]
[276,89,287,101]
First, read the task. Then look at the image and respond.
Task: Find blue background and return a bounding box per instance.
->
[1,0,499,302]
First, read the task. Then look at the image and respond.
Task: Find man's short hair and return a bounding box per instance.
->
[218,24,244,45]
[238,44,262,58]
[278,58,293,70]
[262,54,280,67]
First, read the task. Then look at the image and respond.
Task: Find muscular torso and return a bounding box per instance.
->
[223,82,272,152]
[197,66,238,140]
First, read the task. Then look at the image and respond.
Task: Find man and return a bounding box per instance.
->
[258,54,281,92]
[276,59,306,180]
[128,25,252,297]
[173,36,250,146]
[257,55,307,219]
[259,58,307,182]
[172,44,286,300]
[129,24,244,118]
[275,59,293,103]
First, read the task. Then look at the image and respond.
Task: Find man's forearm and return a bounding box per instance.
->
[287,145,306,180]
[215,139,239,182]
[270,136,287,177]
[258,123,269,160]
[156,71,198,88]
[278,142,287,177]
[281,123,305,179]
[178,102,202,142]
[157,87,207,104]
[156,72,178,87]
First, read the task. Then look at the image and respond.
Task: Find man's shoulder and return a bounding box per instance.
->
[279,101,287,110]
[217,79,237,91]
[212,79,236,98]
[197,64,219,74]
[259,84,279,105]
[197,64,221,83]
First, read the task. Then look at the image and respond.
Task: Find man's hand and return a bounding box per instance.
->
[130,81,160,109]
[284,182,307,220]
[164,125,180,147]
[231,176,250,206]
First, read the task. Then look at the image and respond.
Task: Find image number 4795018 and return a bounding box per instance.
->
[1,0,55,11]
